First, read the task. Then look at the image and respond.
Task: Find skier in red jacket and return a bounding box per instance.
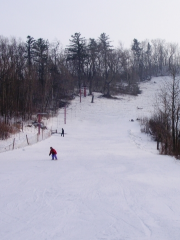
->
[49,147,57,160]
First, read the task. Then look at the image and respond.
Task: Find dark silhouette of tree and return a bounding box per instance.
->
[33,38,49,111]
[131,38,143,81]
[25,36,35,67]
[85,38,98,95]
[98,33,113,96]
[66,33,87,89]
[24,36,36,118]
[145,42,152,80]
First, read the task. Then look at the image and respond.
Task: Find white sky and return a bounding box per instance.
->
[0,0,180,48]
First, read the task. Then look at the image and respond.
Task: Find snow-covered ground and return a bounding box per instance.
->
[1,77,180,240]
[0,116,54,152]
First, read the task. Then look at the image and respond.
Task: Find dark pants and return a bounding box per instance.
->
[52,154,57,160]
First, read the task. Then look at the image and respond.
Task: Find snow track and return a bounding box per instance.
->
[1,77,180,240]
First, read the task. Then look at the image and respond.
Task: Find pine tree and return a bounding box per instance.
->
[66,33,87,89]
[98,33,113,95]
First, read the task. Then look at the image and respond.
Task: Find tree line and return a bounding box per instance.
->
[1,33,180,142]
[139,43,180,157]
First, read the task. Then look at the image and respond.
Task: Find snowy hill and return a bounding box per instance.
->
[1,77,180,240]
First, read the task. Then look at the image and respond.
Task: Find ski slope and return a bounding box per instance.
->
[1,77,180,240]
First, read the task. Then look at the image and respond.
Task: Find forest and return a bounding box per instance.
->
[0,33,180,155]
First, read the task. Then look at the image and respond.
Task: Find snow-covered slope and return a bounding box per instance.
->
[1,77,180,240]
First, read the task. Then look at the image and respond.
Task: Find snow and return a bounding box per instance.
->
[1,77,180,240]
[0,117,53,152]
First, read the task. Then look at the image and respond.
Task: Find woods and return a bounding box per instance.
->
[1,33,180,156]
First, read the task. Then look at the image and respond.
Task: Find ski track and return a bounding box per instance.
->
[1,77,180,240]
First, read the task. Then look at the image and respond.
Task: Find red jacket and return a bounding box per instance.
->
[50,148,57,155]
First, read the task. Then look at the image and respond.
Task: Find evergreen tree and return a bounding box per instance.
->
[86,38,98,94]
[98,33,113,95]
[131,39,143,81]
[33,38,49,111]
[145,42,152,79]
[66,32,87,89]
[33,38,49,87]
[25,36,35,68]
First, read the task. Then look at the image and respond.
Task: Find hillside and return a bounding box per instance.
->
[0,77,180,240]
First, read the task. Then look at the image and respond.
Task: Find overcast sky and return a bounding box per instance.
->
[0,0,180,48]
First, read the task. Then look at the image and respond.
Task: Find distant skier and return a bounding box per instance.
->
[61,128,64,137]
[49,147,57,160]
[91,93,94,103]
